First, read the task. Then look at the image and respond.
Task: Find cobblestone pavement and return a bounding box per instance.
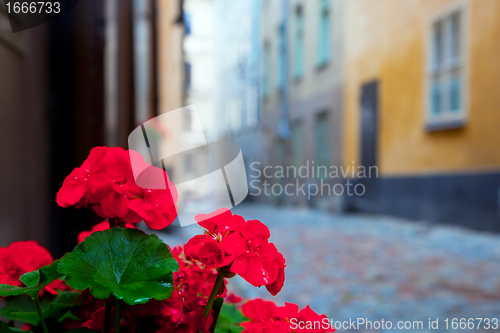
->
[158,204,500,332]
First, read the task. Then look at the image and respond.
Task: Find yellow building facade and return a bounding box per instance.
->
[343,0,500,230]
[344,0,500,175]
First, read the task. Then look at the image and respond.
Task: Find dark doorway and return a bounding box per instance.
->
[360,80,379,168]
[359,80,379,200]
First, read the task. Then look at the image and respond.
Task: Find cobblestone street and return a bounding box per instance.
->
[159,204,500,332]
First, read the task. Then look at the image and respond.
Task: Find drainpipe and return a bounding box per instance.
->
[133,0,153,125]
[105,0,119,146]
[278,0,290,140]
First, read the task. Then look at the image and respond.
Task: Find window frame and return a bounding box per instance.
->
[277,23,286,91]
[316,0,331,68]
[263,41,272,98]
[424,0,469,131]
[293,5,305,80]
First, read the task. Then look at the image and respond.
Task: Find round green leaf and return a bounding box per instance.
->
[58,227,179,305]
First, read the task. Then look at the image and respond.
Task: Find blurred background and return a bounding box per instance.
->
[2,0,500,331]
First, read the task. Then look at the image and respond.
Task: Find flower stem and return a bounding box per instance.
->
[209,298,224,333]
[33,295,49,333]
[204,273,224,318]
[115,298,121,333]
[104,297,112,333]
[109,218,118,228]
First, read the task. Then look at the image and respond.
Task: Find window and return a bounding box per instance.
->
[183,11,191,35]
[277,24,286,91]
[184,62,192,91]
[427,8,466,130]
[315,112,330,171]
[263,42,272,97]
[293,6,305,79]
[291,119,305,168]
[317,0,330,67]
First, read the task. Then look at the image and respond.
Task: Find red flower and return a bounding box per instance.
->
[184,209,286,296]
[0,241,66,295]
[127,285,213,333]
[57,146,178,229]
[128,189,178,230]
[241,299,334,333]
[88,147,143,222]
[230,242,285,295]
[172,245,227,299]
[77,221,137,243]
[57,147,107,208]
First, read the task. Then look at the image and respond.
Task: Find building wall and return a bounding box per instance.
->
[344,0,500,176]
[260,0,345,206]
[0,25,50,248]
[213,0,262,185]
[343,0,500,230]
[184,0,215,138]
[288,0,345,168]
[0,0,109,254]
[157,0,184,191]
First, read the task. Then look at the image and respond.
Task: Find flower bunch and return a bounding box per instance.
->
[64,281,213,333]
[184,208,286,295]
[171,245,227,299]
[241,299,334,333]
[57,147,178,229]
[0,146,334,333]
[0,241,66,295]
[127,284,212,333]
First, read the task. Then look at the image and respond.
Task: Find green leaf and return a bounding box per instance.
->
[19,272,39,288]
[0,321,30,333]
[58,227,179,305]
[215,304,247,333]
[0,260,63,299]
[1,291,83,325]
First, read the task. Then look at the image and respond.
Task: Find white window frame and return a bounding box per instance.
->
[425,0,469,131]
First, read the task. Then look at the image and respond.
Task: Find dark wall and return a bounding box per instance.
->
[1,0,147,257]
[0,24,51,248]
[347,172,500,232]
[47,0,106,258]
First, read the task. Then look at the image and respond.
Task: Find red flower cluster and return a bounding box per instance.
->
[57,147,178,230]
[171,246,227,299]
[65,274,213,333]
[130,286,212,333]
[0,241,66,295]
[184,208,286,296]
[63,291,107,332]
[241,299,335,333]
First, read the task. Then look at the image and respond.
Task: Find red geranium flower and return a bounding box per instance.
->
[88,147,144,222]
[172,245,227,299]
[241,299,334,333]
[57,146,107,208]
[184,208,286,296]
[128,189,178,230]
[0,241,67,295]
[57,146,178,230]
